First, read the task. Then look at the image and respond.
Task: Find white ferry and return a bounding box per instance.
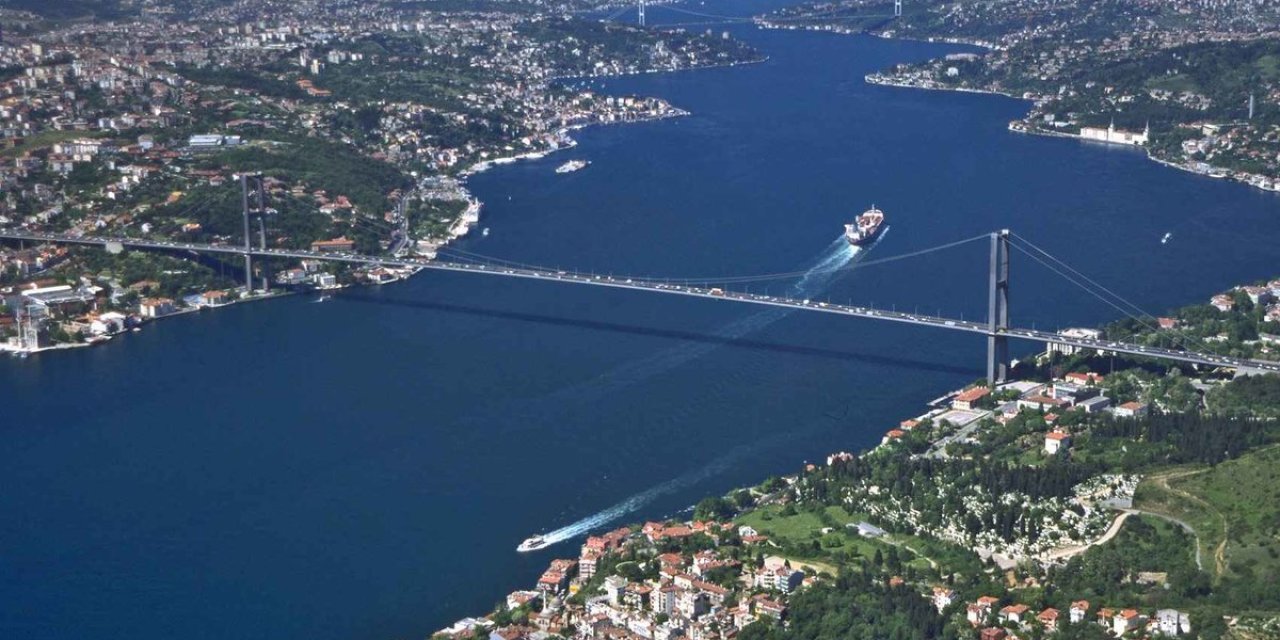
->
[555,159,590,174]
[517,535,549,552]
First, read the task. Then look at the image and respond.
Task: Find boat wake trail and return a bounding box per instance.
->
[790,236,859,296]
[560,237,858,391]
[538,437,781,546]
[529,241,860,547]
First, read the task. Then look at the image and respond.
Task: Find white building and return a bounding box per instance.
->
[1069,601,1090,624]
[1046,327,1103,356]
[1044,430,1071,455]
[1080,120,1149,146]
[931,587,957,613]
[1156,609,1191,635]
[604,576,628,606]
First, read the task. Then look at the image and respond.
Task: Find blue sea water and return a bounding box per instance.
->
[4,8,1280,640]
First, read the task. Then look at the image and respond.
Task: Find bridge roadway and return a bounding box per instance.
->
[5,230,1279,374]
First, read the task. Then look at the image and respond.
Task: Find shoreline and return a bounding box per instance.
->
[1,288,297,357]
[1007,119,1280,191]
[3,56,762,361]
[431,56,771,251]
[757,20,998,51]
[865,65,1280,196]
[441,109,687,245]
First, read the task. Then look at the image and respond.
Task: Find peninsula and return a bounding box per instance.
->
[759,0,1280,193]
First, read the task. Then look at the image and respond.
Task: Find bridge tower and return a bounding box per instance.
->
[894,0,902,17]
[239,173,271,293]
[252,173,269,292]
[240,174,254,294]
[638,0,645,27]
[986,229,1010,385]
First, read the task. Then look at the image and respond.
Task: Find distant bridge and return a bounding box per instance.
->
[3,228,1278,381]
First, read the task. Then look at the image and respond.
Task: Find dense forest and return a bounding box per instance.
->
[739,572,955,640]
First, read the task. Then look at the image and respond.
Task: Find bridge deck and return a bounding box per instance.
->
[3,230,1277,374]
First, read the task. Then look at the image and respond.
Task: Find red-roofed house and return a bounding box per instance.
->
[642,521,665,541]
[967,597,999,626]
[1018,395,1068,411]
[1038,608,1060,632]
[1064,371,1104,385]
[1114,609,1144,636]
[311,237,355,253]
[882,429,906,445]
[1069,601,1090,624]
[754,596,786,620]
[1115,401,1149,418]
[201,290,229,306]
[979,629,1007,640]
[1044,430,1072,455]
[579,547,602,580]
[658,553,684,569]
[953,387,991,411]
[1000,604,1030,625]
[659,525,693,540]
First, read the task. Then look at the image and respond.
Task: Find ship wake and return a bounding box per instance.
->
[535,435,789,547]
[524,239,859,549]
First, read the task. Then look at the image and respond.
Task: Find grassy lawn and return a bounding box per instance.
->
[737,504,905,570]
[1135,445,1280,581]
[736,504,869,543]
[768,555,839,577]
[1145,73,1199,94]
[1176,445,1280,582]
[1134,466,1225,576]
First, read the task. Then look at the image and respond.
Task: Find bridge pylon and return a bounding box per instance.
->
[986,229,1010,385]
[240,174,254,294]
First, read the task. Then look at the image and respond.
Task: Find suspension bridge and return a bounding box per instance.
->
[3,226,1278,381]
[591,0,902,30]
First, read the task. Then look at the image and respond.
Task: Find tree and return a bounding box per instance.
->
[694,496,736,522]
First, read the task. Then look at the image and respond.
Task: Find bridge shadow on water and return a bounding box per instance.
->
[338,293,983,377]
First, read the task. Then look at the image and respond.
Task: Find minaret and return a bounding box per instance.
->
[1249,93,1256,120]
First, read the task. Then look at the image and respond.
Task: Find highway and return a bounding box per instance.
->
[4,229,1279,374]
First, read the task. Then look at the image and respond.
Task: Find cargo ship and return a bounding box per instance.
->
[845,205,885,246]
